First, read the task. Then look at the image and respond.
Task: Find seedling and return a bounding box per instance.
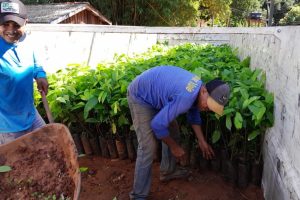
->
[79,167,89,173]
[0,165,11,173]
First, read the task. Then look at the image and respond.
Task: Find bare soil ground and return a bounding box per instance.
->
[79,156,264,200]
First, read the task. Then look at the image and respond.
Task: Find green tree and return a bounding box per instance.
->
[93,0,200,26]
[273,0,295,24]
[261,0,296,25]
[133,0,200,26]
[24,0,54,3]
[199,0,232,26]
[88,0,131,25]
[31,0,200,26]
[230,0,262,26]
[279,4,300,24]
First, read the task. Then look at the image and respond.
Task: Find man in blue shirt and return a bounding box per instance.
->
[0,0,48,144]
[127,66,230,199]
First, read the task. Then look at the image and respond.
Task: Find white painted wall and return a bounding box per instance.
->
[228,27,300,200]
[26,24,300,200]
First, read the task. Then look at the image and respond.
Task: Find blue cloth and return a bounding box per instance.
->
[0,35,46,133]
[0,108,45,144]
[128,66,202,139]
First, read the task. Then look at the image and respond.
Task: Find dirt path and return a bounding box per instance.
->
[79,156,264,200]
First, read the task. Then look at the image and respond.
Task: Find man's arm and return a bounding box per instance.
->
[151,96,193,139]
[151,97,193,159]
[191,124,214,159]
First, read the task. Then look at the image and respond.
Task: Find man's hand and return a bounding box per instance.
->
[161,136,185,160]
[36,78,49,95]
[169,145,185,159]
[191,124,215,160]
[198,140,215,160]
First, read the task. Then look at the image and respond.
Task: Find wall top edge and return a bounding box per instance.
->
[27,24,297,36]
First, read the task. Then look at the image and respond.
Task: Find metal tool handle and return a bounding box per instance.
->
[41,91,54,123]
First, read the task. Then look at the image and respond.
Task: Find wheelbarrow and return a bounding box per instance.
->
[0,92,81,200]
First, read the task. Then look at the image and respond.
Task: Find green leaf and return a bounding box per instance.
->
[240,88,249,99]
[240,57,250,68]
[248,100,266,123]
[253,100,265,108]
[56,97,66,103]
[233,87,241,94]
[264,92,274,104]
[248,130,260,141]
[85,118,100,123]
[111,101,120,114]
[234,112,243,129]
[228,137,236,147]
[248,105,260,116]
[112,123,117,134]
[81,90,94,101]
[212,130,221,144]
[67,86,77,95]
[226,115,232,130]
[256,106,266,122]
[118,114,129,126]
[251,69,262,81]
[84,97,98,119]
[242,96,260,109]
[223,108,235,115]
[98,91,108,103]
[71,102,85,110]
[79,167,88,172]
[242,99,250,109]
[0,165,12,172]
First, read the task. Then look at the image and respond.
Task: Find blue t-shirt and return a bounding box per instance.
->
[0,35,46,133]
[128,66,202,139]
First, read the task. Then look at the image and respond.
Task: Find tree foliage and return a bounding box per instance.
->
[273,0,296,25]
[81,0,199,26]
[230,0,261,26]
[198,0,232,26]
[22,0,300,26]
[279,4,300,24]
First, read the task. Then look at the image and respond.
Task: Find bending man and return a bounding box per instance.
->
[127,65,230,199]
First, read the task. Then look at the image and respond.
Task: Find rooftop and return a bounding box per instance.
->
[26,2,111,24]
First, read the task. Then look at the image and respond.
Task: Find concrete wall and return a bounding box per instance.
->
[26,24,300,200]
[228,27,300,200]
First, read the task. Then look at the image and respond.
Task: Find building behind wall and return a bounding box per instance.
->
[26,2,111,25]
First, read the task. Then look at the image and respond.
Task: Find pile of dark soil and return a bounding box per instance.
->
[0,139,74,200]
